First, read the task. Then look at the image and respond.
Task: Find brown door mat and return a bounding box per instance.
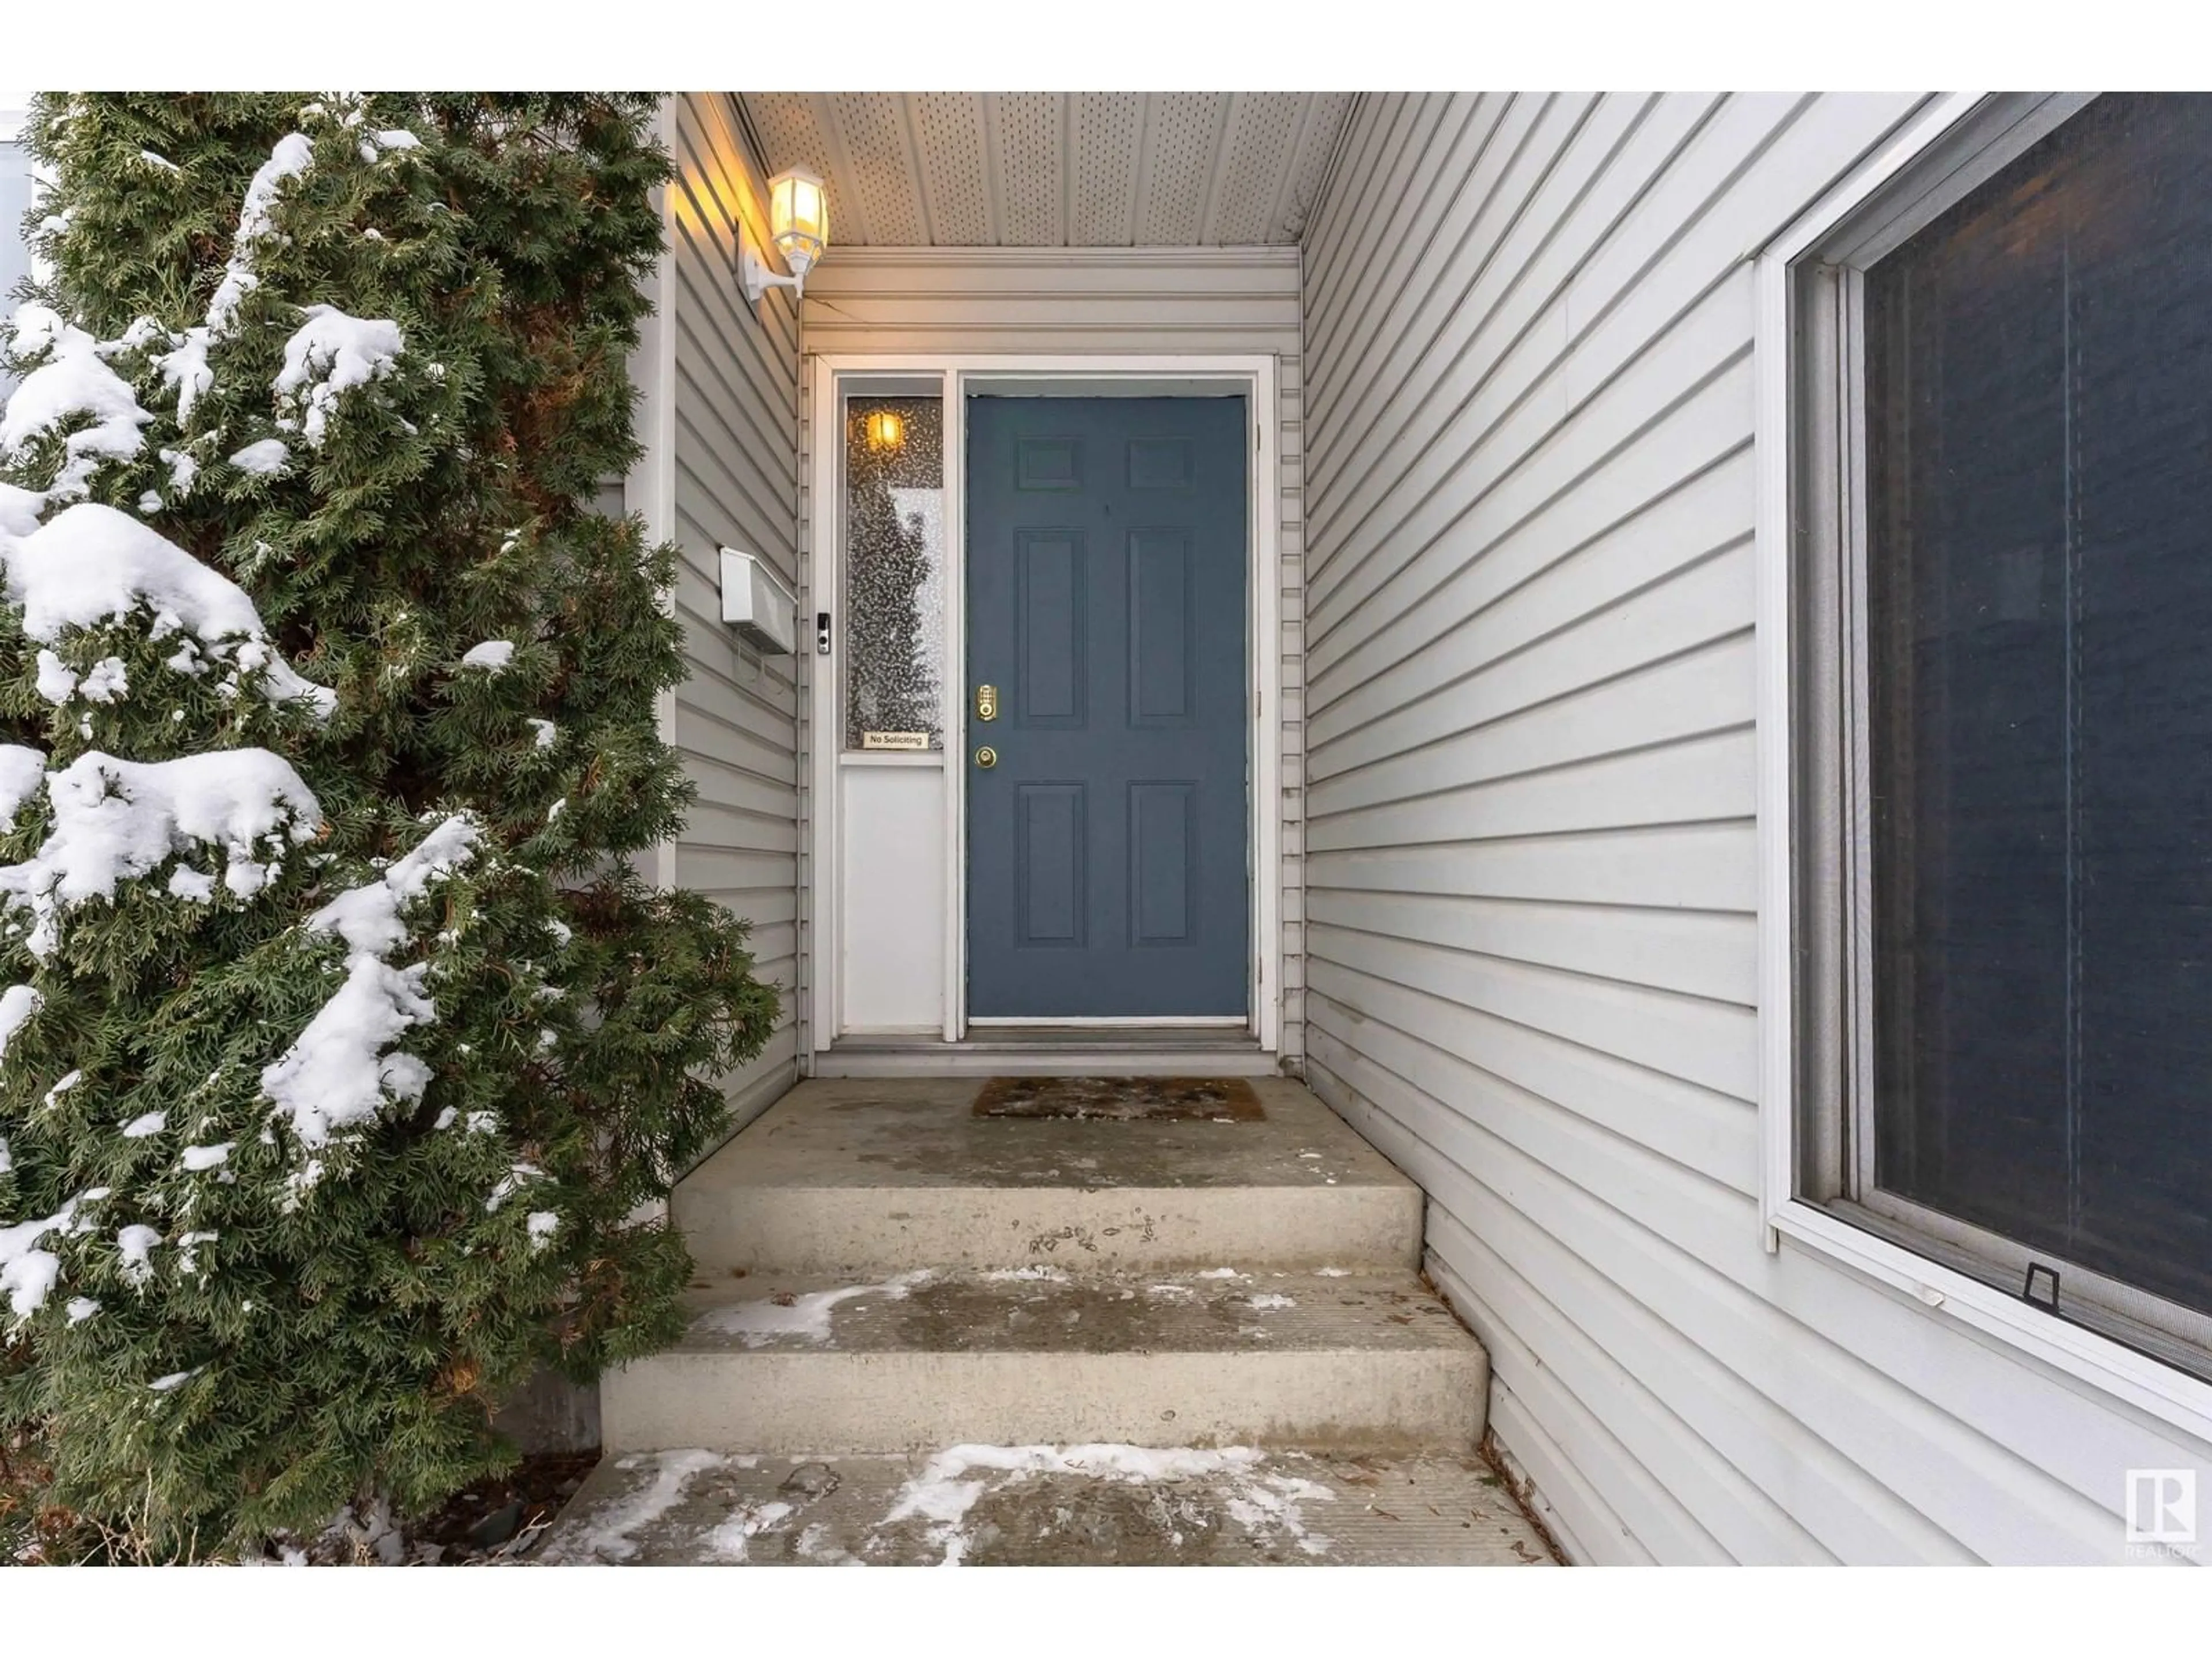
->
[972,1076,1266,1122]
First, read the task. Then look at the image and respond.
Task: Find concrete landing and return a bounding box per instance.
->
[673,1077,1421,1273]
[604,1266,1487,1454]
[539,1445,1557,1566]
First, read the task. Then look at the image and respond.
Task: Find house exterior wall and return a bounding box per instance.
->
[1297,91,2212,1563]
[649,92,804,1131]
[797,247,1309,1064]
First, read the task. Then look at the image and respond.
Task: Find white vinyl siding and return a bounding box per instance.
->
[1299,91,2212,1564]
[663,92,804,1130]
[798,247,1308,1065]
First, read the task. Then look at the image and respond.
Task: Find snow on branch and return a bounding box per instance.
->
[208,132,314,336]
[260,814,480,1155]
[116,1224,160,1286]
[0,1203,71,1320]
[0,747,46,831]
[2,503,336,718]
[4,503,261,637]
[0,306,154,500]
[486,1162,544,1213]
[0,749,324,957]
[307,814,479,959]
[358,128,421,164]
[229,438,290,477]
[0,1190,101,1321]
[156,329,214,426]
[274,306,403,448]
[0,983,41,1070]
[0,486,42,540]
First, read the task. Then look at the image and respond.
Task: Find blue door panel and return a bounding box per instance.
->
[1128,530,1194,725]
[1130,782,1195,946]
[1016,783,1085,948]
[967,396,1249,1018]
[1016,531,1085,724]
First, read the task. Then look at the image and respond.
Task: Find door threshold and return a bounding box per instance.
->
[846,1027,1259,1050]
[815,1029,1276,1079]
[966,1018,1250,1029]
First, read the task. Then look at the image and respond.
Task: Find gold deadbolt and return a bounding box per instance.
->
[975,746,998,769]
[975,683,999,722]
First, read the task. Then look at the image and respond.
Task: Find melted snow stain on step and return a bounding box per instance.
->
[539,1446,1558,1567]
[609,1264,1487,1457]
[671,1267,1468,1355]
[669,1077,1422,1277]
[680,1076,1400,1190]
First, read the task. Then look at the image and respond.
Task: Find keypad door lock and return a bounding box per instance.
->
[975,683,998,722]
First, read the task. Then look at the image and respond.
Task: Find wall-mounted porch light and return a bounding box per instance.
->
[862,408,906,450]
[740,165,830,306]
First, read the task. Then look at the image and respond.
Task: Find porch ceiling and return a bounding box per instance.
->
[734,92,1355,248]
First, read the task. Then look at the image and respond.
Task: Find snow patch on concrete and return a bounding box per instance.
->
[696,1271,932,1347]
[874,1443,1336,1566]
[704,1498,794,1562]
[538,1449,722,1565]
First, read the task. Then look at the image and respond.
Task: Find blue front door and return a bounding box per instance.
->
[965,396,1250,1019]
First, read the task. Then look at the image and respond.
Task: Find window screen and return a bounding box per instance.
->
[1863,92,2212,1321]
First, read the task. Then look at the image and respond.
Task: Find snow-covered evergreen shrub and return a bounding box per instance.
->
[0,93,777,1555]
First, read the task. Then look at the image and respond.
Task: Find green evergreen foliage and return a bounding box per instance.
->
[0,93,777,1556]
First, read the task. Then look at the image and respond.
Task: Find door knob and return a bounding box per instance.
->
[975,746,998,769]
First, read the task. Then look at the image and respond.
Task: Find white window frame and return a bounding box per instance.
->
[1756,90,2212,1447]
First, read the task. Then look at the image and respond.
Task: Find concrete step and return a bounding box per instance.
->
[540,1445,1556,1566]
[601,1267,1488,1456]
[673,1077,1422,1275]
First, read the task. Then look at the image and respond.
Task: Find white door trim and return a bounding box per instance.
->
[806,351,1283,1055]
[630,95,680,893]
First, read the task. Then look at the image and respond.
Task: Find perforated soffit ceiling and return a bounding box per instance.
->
[736,92,1356,247]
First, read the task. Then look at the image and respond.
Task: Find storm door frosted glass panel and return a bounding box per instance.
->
[843,395,945,751]
[1864,92,2212,1320]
